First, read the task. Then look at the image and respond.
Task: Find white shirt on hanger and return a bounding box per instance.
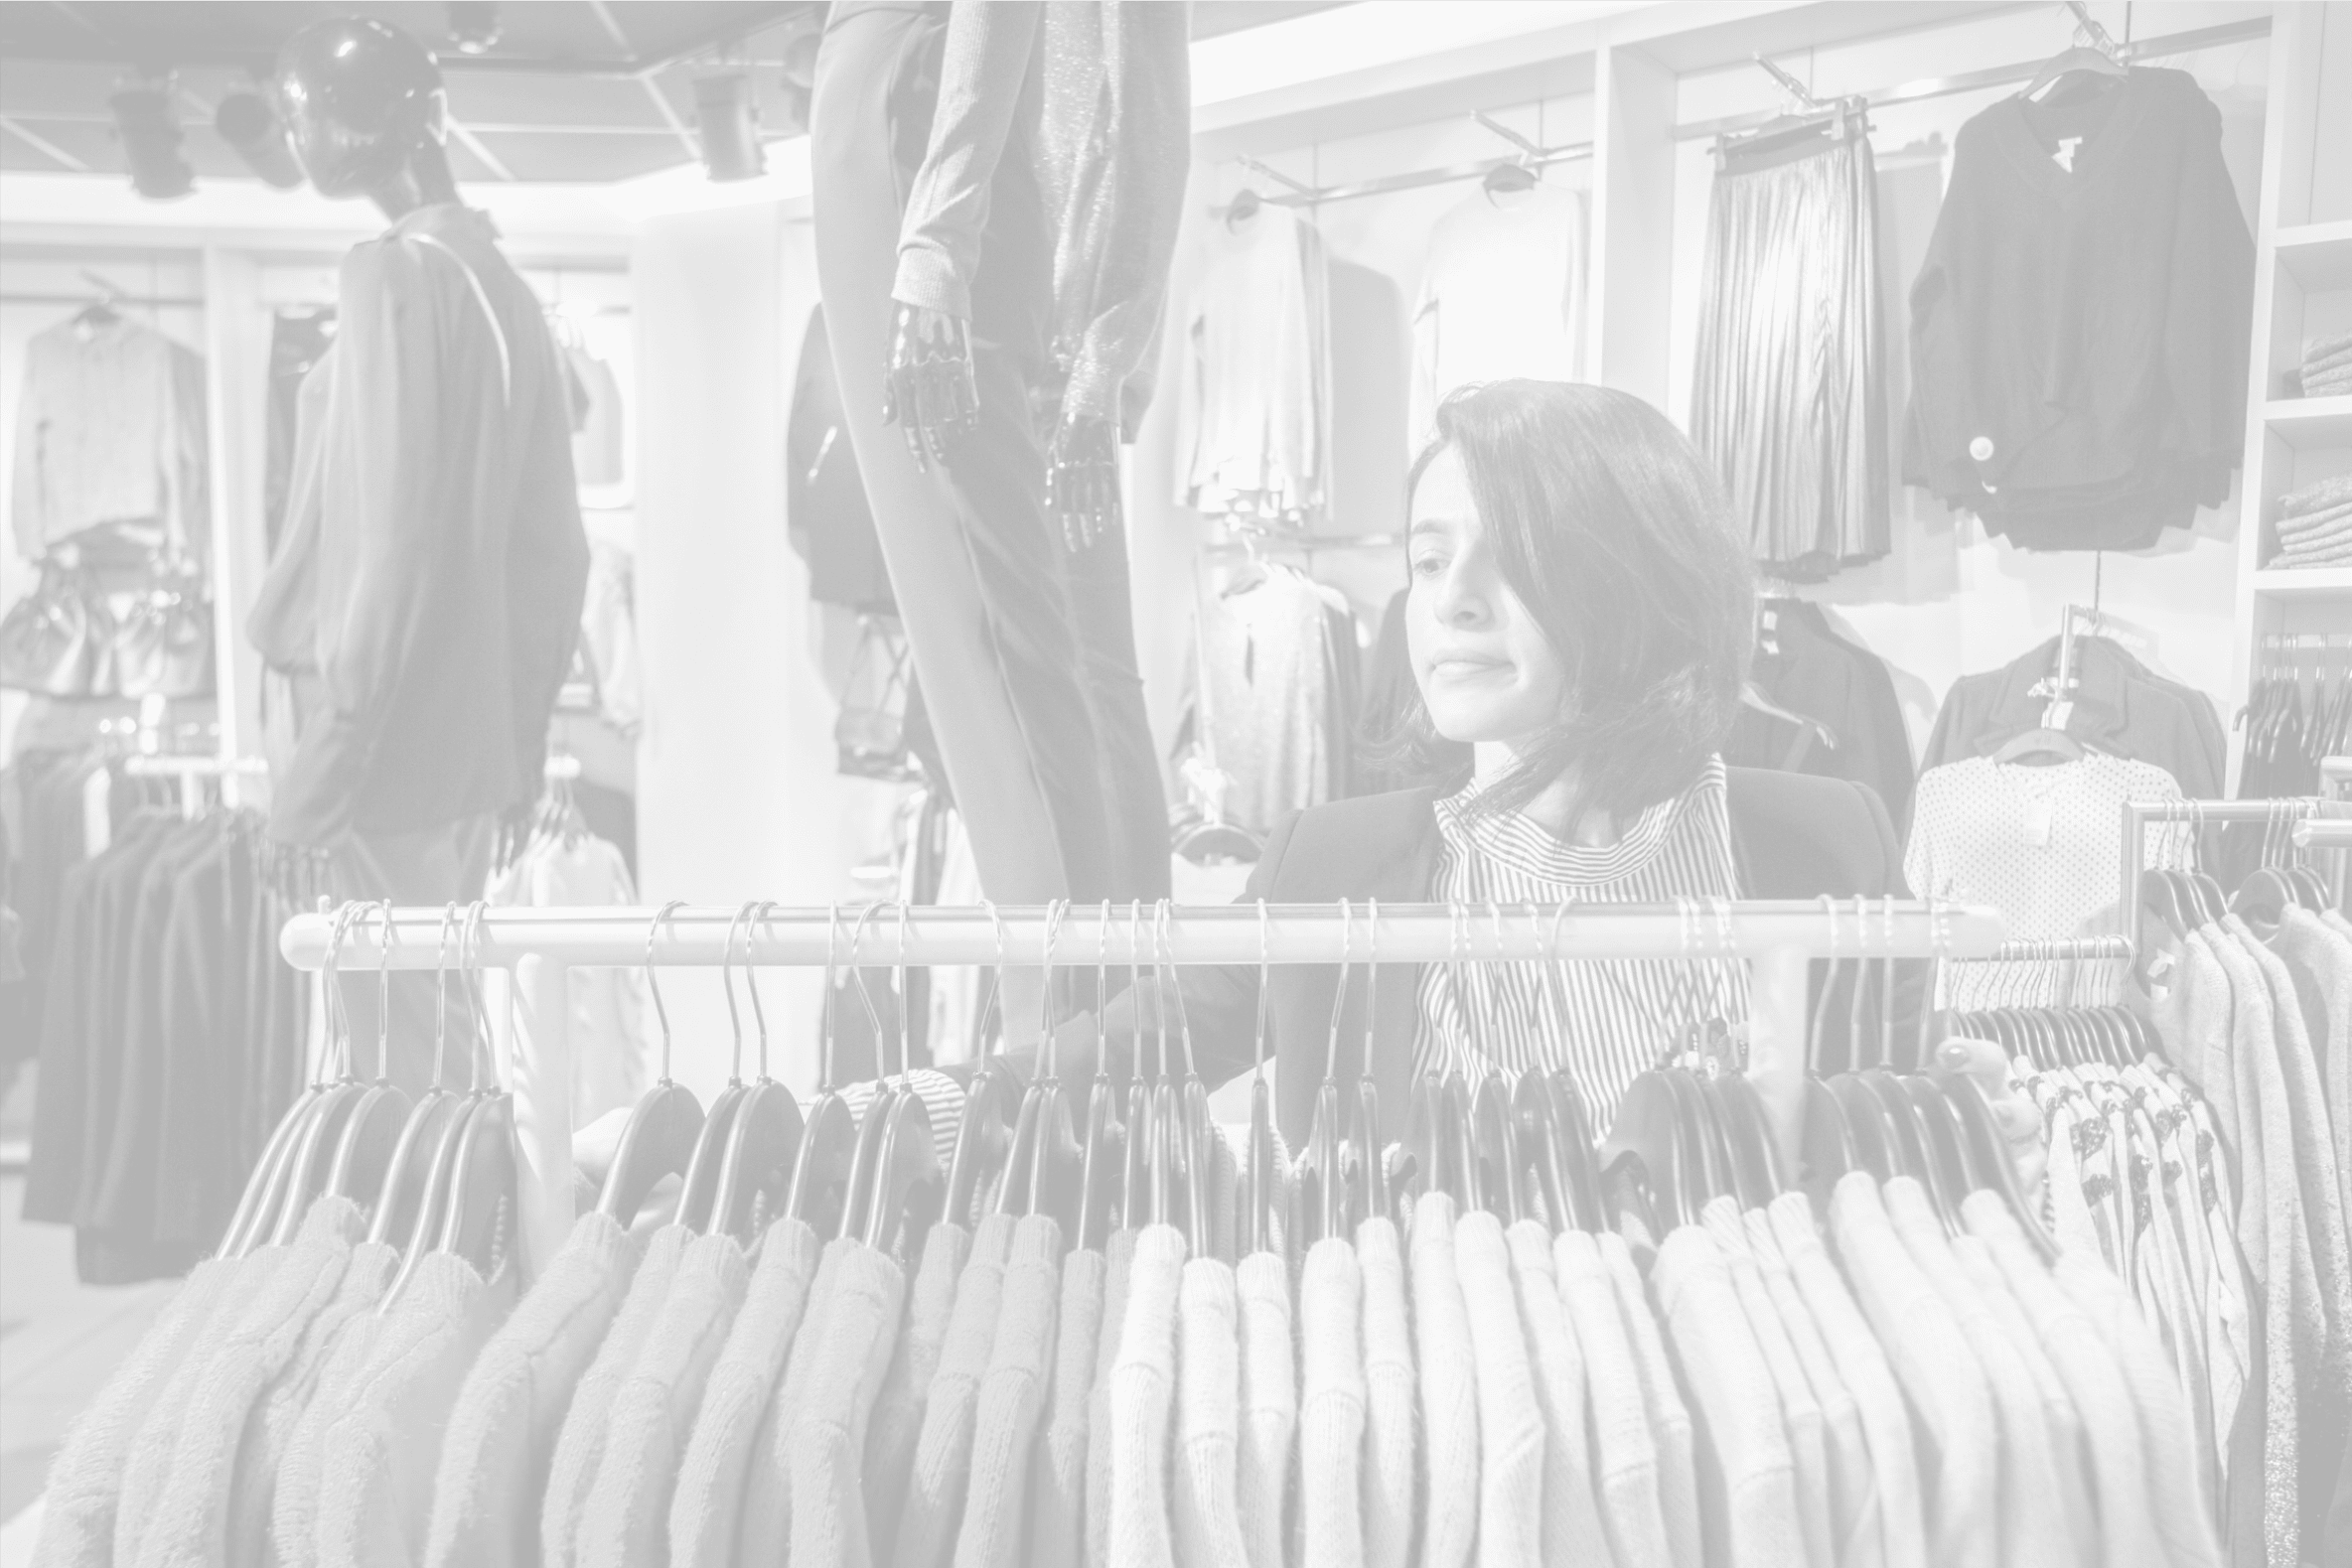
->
[1409,182,1588,450]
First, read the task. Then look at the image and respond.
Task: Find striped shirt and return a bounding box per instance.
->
[1411,755,1749,1129]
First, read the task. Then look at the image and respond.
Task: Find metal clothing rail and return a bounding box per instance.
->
[2121,797,2338,947]
[122,753,266,812]
[1674,13,2272,144]
[281,899,2001,1278]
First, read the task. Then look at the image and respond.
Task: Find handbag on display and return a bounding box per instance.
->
[0,555,106,696]
[110,559,216,699]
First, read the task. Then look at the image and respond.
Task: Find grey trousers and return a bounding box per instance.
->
[810,2,1170,907]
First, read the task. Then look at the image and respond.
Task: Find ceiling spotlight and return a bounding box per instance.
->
[447,2,502,56]
[215,91,303,188]
[110,74,194,200]
[692,73,764,183]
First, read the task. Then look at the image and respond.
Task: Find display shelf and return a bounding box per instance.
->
[2251,568,2352,599]
[2278,220,2352,292]
[2265,395,2352,451]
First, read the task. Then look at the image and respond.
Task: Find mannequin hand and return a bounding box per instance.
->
[1937,1035,2048,1210]
[1045,411,1121,550]
[882,303,978,471]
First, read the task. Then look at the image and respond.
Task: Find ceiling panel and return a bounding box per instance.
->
[0,0,1355,188]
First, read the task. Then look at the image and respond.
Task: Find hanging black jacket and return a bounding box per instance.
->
[1903,68,2252,546]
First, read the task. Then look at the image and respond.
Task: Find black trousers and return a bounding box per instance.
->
[811,1,1169,906]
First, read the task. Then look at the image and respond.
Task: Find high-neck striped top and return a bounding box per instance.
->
[1411,754,1750,1129]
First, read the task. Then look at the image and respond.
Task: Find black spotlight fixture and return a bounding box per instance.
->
[447,2,502,56]
[692,73,764,182]
[215,91,303,188]
[109,72,195,200]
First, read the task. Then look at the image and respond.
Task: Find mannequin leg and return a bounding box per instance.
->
[812,5,1137,905]
[1063,521,1172,899]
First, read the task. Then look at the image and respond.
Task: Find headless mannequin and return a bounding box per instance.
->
[812,1,1174,966]
[262,18,588,1088]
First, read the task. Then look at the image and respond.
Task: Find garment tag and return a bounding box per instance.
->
[2023,795,2055,849]
[2054,136,2084,172]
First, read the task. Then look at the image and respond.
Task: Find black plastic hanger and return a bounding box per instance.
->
[370,905,472,1249]
[1009,904,1085,1243]
[1828,1073,1895,1182]
[222,902,362,1256]
[1226,183,1261,228]
[1073,906,1132,1253]
[855,905,946,1262]
[784,906,860,1236]
[1161,903,1220,1260]
[1348,899,1388,1232]
[2021,9,2128,102]
[1936,1067,2061,1262]
[943,905,1020,1232]
[708,903,806,1245]
[273,903,379,1245]
[1242,903,1279,1259]
[598,902,707,1227]
[327,903,414,1213]
[387,904,503,1306]
[1482,159,1538,196]
[1291,899,1354,1250]
[674,905,759,1232]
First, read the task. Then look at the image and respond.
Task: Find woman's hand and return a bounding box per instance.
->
[882,303,978,470]
[1936,1035,2048,1209]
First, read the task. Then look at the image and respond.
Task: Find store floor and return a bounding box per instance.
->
[0,1066,177,1542]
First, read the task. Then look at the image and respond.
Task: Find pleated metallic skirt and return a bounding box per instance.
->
[1690,129,1889,582]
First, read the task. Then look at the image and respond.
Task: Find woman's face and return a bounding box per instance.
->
[1405,445,1569,752]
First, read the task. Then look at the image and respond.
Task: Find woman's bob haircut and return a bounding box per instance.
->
[1386,379,1755,827]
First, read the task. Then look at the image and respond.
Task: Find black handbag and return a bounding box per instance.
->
[0,557,104,696]
[110,560,215,699]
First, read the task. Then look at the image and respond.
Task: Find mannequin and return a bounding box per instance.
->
[812,0,1189,929]
[249,17,588,1086]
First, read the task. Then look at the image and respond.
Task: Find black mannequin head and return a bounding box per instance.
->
[277,16,458,217]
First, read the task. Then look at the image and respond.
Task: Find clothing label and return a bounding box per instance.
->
[2053,136,2084,172]
[2022,795,2054,849]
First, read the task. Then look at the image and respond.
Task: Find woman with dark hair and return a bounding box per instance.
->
[1040,379,2036,1170]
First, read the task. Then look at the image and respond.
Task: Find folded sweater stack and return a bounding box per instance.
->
[2268,472,2352,569]
[2302,328,2352,398]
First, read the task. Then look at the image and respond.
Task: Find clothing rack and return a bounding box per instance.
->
[1244,111,1594,210]
[1674,11,2271,144]
[121,752,267,813]
[2121,796,2325,946]
[277,898,2004,1279]
[0,292,206,309]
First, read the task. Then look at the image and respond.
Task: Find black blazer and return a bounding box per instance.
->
[1041,767,1917,1148]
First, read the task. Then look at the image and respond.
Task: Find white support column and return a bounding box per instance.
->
[513,954,575,1280]
[1744,946,1812,1187]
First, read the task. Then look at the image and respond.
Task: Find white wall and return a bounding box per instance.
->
[632,201,910,1098]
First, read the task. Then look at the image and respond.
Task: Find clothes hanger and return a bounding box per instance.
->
[1740,684,1838,753]
[385,905,499,1306]
[597,901,708,1226]
[1074,904,1129,1252]
[1482,156,1538,196]
[996,901,1066,1219]
[1121,907,1156,1242]
[838,903,906,1240]
[1351,899,1389,1231]
[327,902,415,1213]
[783,905,860,1236]
[1015,903,1086,1244]
[220,901,359,1256]
[1245,900,1281,1254]
[1460,904,1528,1224]
[272,902,382,1245]
[674,905,757,1232]
[1225,182,1262,228]
[1144,913,1189,1243]
[368,905,471,1249]
[1291,899,1354,1251]
[1936,1066,2062,1262]
[1401,906,1477,1215]
[1161,902,1221,1260]
[856,904,946,1262]
[944,903,1020,1232]
[2021,3,2128,102]
[708,902,807,1245]
[431,908,519,1284]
